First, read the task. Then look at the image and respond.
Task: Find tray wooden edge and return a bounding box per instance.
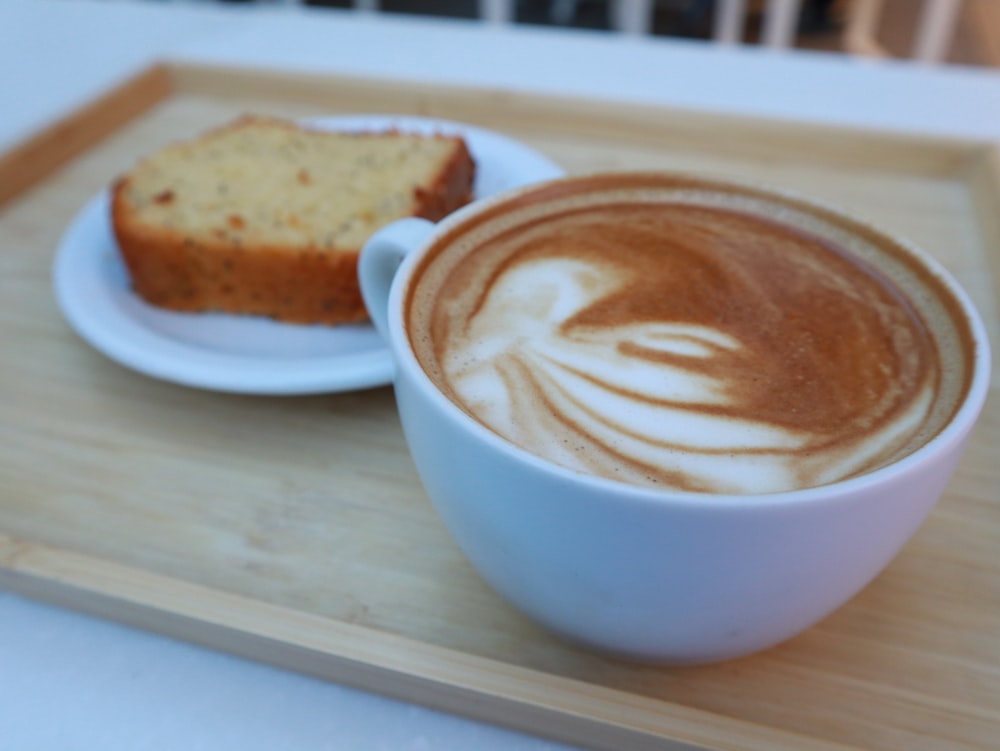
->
[0,65,173,210]
[2,58,998,213]
[164,58,993,175]
[0,532,859,751]
[964,144,1000,334]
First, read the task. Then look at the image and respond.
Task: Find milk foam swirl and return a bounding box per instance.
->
[413,198,940,494]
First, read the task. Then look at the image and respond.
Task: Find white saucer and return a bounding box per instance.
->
[52,116,565,395]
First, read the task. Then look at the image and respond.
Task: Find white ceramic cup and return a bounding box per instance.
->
[359,173,991,663]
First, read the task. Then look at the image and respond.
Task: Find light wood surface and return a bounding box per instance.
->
[0,62,997,751]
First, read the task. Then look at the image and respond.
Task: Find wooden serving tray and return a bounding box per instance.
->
[1,62,997,751]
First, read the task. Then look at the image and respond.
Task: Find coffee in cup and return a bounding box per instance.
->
[404,173,971,495]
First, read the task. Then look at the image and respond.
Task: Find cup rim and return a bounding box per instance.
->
[386,170,993,509]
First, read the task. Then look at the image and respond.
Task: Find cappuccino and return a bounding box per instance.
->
[406,174,972,494]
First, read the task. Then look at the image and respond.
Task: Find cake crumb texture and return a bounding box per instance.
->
[111,115,476,324]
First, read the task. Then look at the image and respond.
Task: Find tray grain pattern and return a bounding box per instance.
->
[0,62,997,751]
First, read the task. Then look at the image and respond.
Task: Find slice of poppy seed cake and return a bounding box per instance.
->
[110,115,476,325]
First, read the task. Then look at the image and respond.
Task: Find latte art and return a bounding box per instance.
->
[409,187,946,494]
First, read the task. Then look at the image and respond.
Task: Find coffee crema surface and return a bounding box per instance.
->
[407,175,969,494]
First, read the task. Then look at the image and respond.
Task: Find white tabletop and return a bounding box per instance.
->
[3,1,1000,748]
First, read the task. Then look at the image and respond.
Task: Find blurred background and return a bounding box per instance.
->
[191,0,999,68]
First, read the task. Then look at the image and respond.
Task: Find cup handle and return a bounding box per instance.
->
[359,217,435,342]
